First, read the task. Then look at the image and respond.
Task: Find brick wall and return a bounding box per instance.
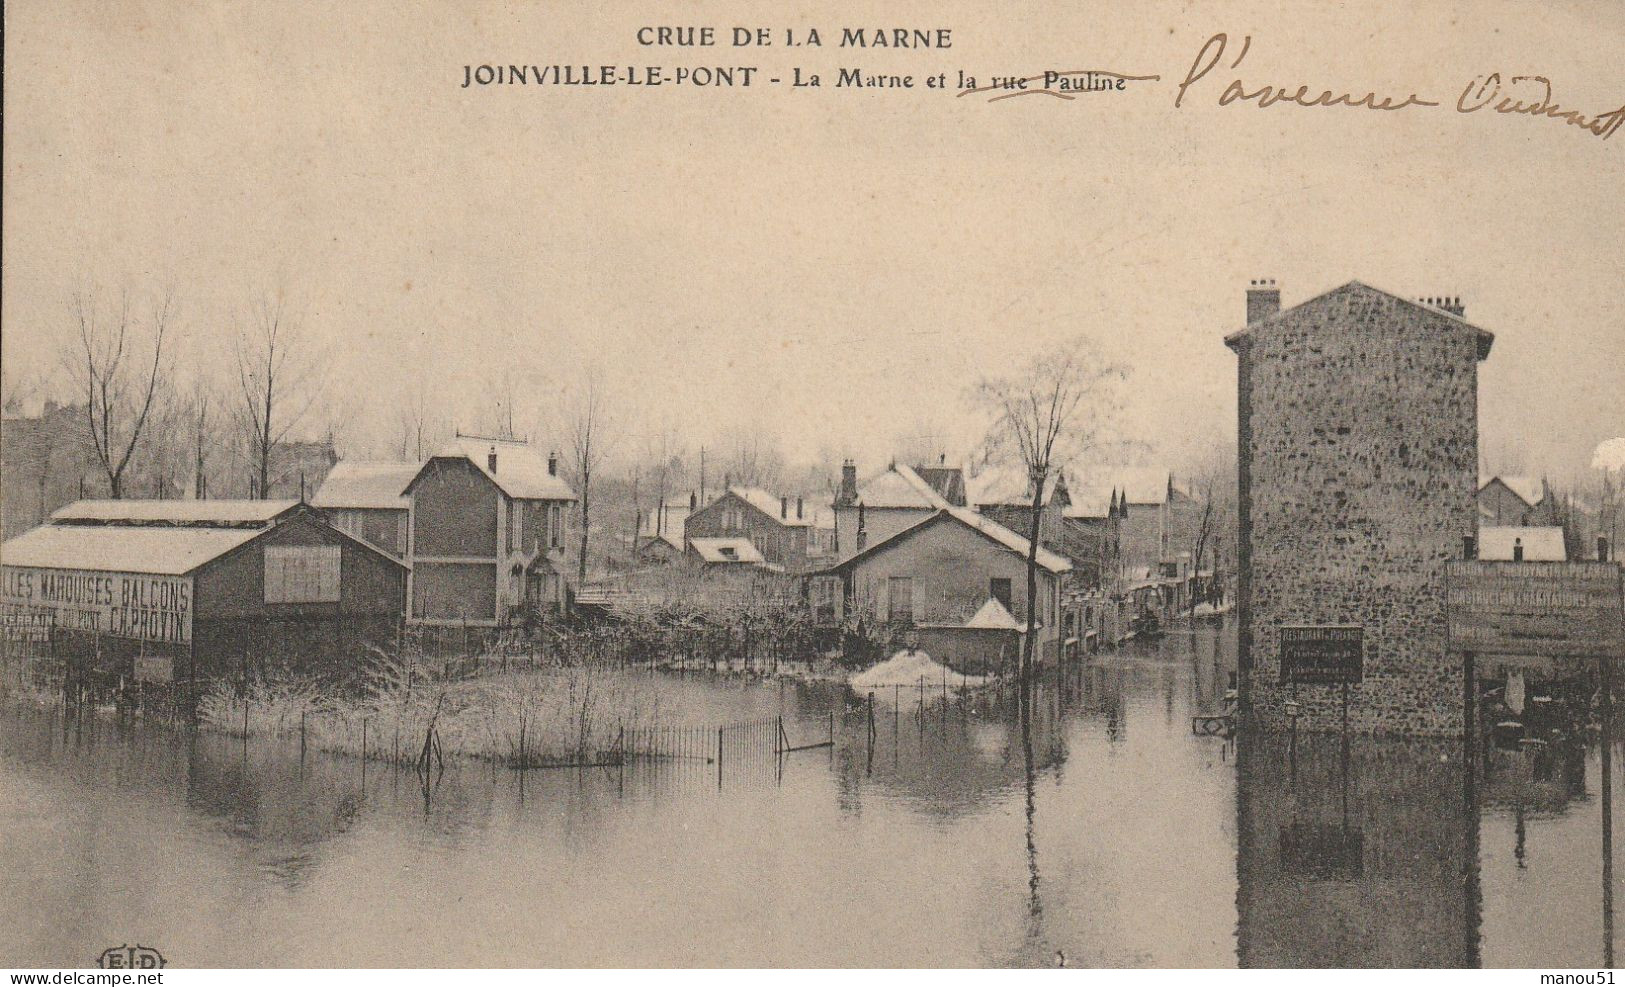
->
[1231,283,1486,736]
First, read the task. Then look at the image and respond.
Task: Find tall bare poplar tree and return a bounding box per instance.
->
[975,337,1127,681]
[233,291,320,498]
[563,371,615,581]
[68,287,175,499]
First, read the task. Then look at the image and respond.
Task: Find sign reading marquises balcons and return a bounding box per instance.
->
[0,567,193,646]
[1446,560,1623,659]
[1280,625,1364,685]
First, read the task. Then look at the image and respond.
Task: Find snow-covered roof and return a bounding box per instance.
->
[724,486,828,527]
[312,461,419,510]
[1063,483,1116,519]
[1,524,263,575]
[688,536,766,565]
[417,436,577,501]
[50,499,299,526]
[964,597,1023,630]
[945,507,1072,573]
[1478,526,1567,562]
[966,465,1061,508]
[1479,475,1545,508]
[830,507,1071,575]
[855,464,951,510]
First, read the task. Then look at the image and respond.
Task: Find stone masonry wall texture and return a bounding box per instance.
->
[1230,282,1490,737]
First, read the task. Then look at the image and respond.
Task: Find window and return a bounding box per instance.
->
[264,545,341,603]
[887,576,914,624]
[509,500,524,553]
[548,503,564,548]
[990,577,1013,608]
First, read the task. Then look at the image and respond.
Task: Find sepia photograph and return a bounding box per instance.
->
[1,0,1622,975]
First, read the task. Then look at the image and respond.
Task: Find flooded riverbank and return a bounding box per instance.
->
[1,623,1616,967]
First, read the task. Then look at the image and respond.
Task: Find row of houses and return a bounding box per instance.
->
[614,455,1215,665]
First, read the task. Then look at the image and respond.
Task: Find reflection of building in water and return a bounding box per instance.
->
[1226,281,1494,736]
[1234,732,1479,967]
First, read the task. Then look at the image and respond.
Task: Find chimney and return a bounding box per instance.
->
[781,496,789,519]
[1513,537,1524,563]
[487,446,498,473]
[1421,296,1466,318]
[1246,278,1280,324]
[547,451,558,476]
[1462,534,1476,559]
[689,490,697,511]
[797,496,804,520]
[1601,536,1611,563]
[836,459,858,508]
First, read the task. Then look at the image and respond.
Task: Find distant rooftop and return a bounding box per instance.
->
[312,461,420,510]
[1478,525,1566,562]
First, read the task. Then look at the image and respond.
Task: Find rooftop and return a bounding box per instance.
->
[49,499,300,527]
[854,464,953,510]
[689,536,767,565]
[1479,475,1546,508]
[311,461,420,510]
[416,435,577,501]
[1,523,264,575]
[829,506,1072,575]
[1478,526,1567,562]
[1223,280,1495,359]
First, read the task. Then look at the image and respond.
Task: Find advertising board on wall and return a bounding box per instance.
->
[0,566,193,646]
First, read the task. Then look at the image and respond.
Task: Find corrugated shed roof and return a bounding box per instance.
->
[688,537,766,564]
[1,524,263,575]
[420,436,577,501]
[50,499,299,526]
[1479,475,1545,508]
[1478,526,1567,561]
[311,461,419,510]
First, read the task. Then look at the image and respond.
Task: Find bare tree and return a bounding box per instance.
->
[719,424,784,489]
[975,337,1127,681]
[65,287,175,499]
[233,290,322,498]
[562,371,616,581]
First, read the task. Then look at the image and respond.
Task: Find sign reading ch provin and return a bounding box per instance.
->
[0,566,193,645]
[1280,625,1364,685]
[1446,560,1623,658]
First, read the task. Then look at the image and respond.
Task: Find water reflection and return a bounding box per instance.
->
[0,622,1617,967]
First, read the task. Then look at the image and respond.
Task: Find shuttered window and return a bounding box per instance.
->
[264,545,341,603]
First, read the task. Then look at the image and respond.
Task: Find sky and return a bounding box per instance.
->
[3,0,1621,486]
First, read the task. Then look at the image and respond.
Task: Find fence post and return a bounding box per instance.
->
[717,726,723,788]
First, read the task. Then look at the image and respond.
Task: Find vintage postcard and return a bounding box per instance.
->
[1,0,1622,974]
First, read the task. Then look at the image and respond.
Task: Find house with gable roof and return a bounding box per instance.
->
[403,433,577,626]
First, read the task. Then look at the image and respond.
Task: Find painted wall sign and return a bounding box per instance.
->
[1446,560,1623,659]
[1280,624,1364,684]
[0,566,193,645]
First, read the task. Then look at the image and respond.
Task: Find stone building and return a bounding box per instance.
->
[1226,280,1493,736]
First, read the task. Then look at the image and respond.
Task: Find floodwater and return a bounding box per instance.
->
[0,622,1616,968]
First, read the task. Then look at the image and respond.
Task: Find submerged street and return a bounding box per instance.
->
[0,622,1616,968]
